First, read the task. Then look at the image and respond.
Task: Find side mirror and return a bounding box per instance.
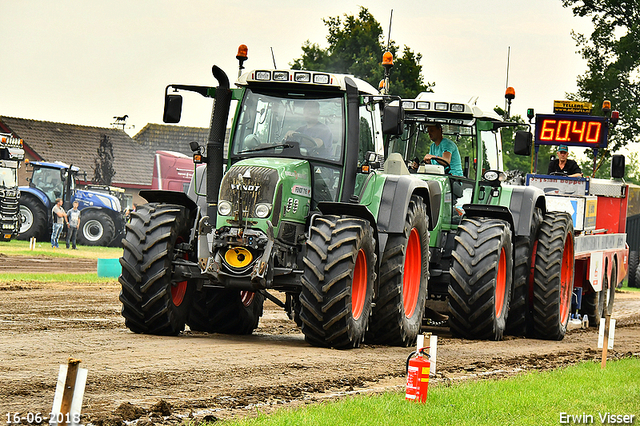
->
[514,130,532,156]
[163,94,183,123]
[382,105,404,136]
[611,154,625,179]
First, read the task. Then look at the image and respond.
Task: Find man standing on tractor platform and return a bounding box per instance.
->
[66,200,81,249]
[51,198,67,249]
[423,123,464,176]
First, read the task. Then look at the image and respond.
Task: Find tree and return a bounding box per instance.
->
[93,134,116,185]
[291,7,432,99]
[562,0,640,154]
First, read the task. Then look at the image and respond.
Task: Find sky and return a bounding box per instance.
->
[1,0,595,138]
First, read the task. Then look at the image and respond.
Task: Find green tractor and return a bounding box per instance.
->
[390,94,574,340]
[119,61,439,348]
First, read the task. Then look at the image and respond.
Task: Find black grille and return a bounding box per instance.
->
[219,166,278,218]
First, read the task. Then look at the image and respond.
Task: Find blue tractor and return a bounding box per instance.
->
[18,161,125,246]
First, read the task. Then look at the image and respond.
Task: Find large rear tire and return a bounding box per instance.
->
[299,215,376,349]
[187,289,264,334]
[367,196,429,346]
[506,207,542,336]
[17,195,48,241]
[449,218,513,341]
[77,210,116,247]
[119,203,195,335]
[532,212,574,340]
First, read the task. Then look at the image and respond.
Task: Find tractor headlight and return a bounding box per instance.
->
[255,203,271,219]
[218,200,232,216]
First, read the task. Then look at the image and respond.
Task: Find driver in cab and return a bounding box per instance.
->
[286,101,333,155]
[423,123,463,176]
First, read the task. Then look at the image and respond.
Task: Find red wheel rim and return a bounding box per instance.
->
[559,234,574,324]
[403,228,422,318]
[240,291,255,307]
[352,249,367,320]
[172,236,188,306]
[495,247,507,318]
[171,281,187,306]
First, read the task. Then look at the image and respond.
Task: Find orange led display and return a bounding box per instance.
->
[535,114,608,148]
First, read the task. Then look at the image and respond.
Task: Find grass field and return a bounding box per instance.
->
[219,358,639,426]
[0,239,122,259]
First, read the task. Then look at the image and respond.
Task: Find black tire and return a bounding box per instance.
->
[506,207,542,336]
[285,293,302,327]
[119,203,195,335]
[299,215,376,349]
[532,212,574,340]
[449,218,513,341]
[77,209,116,246]
[633,254,640,288]
[17,195,48,241]
[627,251,637,288]
[187,288,264,334]
[367,196,430,346]
[581,289,603,327]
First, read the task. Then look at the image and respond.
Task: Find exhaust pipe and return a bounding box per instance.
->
[206,65,232,226]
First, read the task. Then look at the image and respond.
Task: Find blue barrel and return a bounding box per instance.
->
[97,258,122,278]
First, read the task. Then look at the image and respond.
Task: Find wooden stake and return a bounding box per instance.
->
[60,358,81,425]
[601,314,611,370]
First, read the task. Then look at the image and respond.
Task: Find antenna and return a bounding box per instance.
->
[504,46,511,113]
[387,9,393,51]
[270,47,277,69]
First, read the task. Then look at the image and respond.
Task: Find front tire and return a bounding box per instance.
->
[532,212,574,340]
[506,207,542,336]
[77,210,116,246]
[188,289,264,334]
[299,215,376,349]
[119,203,195,335]
[367,196,429,346]
[17,195,48,241]
[449,218,513,341]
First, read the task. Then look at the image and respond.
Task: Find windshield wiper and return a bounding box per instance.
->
[239,143,293,154]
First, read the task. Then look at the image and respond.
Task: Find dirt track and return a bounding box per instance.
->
[1,256,639,424]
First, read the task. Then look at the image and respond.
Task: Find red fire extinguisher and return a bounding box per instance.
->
[405,348,430,402]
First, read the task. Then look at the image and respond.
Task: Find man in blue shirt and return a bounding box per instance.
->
[423,123,463,176]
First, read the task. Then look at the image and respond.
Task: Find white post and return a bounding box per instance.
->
[50,359,87,426]
[429,334,438,377]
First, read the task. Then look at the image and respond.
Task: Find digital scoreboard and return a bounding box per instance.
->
[534,114,609,148]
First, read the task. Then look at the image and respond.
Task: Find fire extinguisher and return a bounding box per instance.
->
[405,347,430,402]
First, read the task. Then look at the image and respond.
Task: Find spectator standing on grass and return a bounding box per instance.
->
[66,200,81,249]
[51,198,67,249]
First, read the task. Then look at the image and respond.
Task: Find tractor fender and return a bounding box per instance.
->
[463,204,515,231]
[506,185,546,237]
[139,189,198,212]
[18,187,50,208]
[376,176,440,234]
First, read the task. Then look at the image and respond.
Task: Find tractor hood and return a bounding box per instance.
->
[74,189,122,212]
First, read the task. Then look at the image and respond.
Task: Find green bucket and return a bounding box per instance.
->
[97,258,122,278]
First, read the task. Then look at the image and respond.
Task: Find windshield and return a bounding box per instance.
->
[31,167,65,203]
[231,89,345,162]
[390,120,479,177]
[0,165,17,187]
